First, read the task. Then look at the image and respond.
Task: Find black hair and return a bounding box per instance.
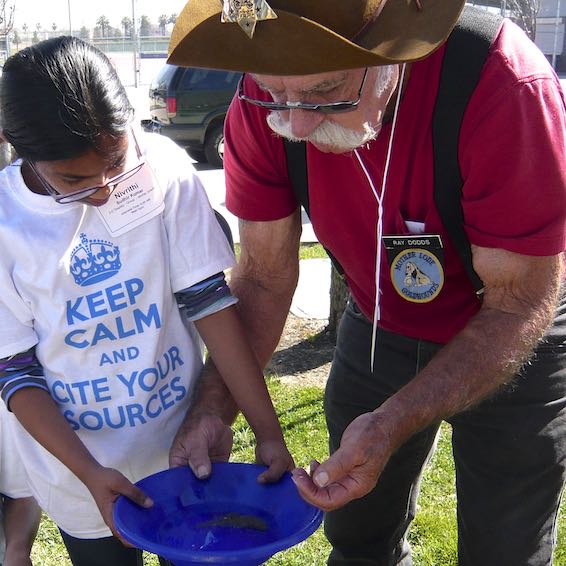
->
[0,36,134,161]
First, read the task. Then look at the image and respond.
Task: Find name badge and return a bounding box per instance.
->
[96,161,165,237]
[382,235,444,303]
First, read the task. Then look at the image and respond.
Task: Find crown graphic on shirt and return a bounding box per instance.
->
[70,233,122,286]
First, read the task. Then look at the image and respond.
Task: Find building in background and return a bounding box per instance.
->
[470,0,565,71]
[536,0,565,70]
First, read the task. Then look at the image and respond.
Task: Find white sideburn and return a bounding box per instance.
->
[375,65,395,98]
[354,63,407,371]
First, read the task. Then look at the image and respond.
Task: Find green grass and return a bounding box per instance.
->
[233,242,327,262]
[31,379,565,565]
[298,243,327,261]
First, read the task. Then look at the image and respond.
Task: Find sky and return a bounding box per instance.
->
[11,0,189,31]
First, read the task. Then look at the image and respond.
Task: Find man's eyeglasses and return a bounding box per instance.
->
[237,68,368,114]
[27,132,145,204]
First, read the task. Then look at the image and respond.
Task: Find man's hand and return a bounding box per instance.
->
[291,411,393,511]
[169,413,233,479]
[83,466,153,545]
[255,438,295,483]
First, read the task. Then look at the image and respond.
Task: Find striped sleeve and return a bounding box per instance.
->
[176,272,238,322]
[0,347,49,410]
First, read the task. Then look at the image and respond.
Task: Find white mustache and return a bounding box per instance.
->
[265,65,397,152]
[267,112,379,152]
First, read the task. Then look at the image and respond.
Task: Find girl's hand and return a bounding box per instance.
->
[255,439,295,483]
[83,466,153,545]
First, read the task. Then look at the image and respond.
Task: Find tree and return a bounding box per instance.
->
[168,13,177,25]
[96,15,110,38]
[139,15,152,36]
[52,23,57,32]
[35,22,41,31]
[79,26,90,41]
[11,27,19,49]
[0,0,15,35]
[121,16,132,38]
[471,0,541,41]
[504,0,541,40]
[158,14,168,35]
[31,30,39,44]
[328,268,348,334]
[22,22,28,35]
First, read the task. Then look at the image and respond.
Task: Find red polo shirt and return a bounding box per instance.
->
[224,20,566,344]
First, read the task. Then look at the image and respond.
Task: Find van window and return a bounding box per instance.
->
[180,68,240,91]
[151,64,178,90]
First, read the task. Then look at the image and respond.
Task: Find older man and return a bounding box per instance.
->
[168,1,566,564]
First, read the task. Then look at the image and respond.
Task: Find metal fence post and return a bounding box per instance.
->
[132,0,139,88]
[552,0,563,69]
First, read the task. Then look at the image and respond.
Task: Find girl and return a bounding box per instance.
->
[0,36,293,566]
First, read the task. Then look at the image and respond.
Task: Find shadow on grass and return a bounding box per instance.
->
[268,329,335,375]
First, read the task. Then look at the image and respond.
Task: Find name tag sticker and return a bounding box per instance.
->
[404,220,425,234]
[382,235,445,303]
[96,161,165,237]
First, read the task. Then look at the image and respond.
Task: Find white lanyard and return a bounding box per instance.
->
[354,63,406,371]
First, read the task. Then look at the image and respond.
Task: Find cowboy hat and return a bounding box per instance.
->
[168,0,466,75]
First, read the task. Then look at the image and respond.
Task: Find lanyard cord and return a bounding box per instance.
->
[354,63,406,371]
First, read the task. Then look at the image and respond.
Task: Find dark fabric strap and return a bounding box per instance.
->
[432,6,503,294]
[284,139,310,215]
[283,138,345,275]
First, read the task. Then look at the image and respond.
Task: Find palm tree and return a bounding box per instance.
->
[52,23,57,32]
[158,14,168,35]
[96,15,110,38]
[11,28,19,50]
[121,16,132,38]
[139,15,151,37]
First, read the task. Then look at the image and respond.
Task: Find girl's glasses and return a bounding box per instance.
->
[28,161,145,204]
[26,130,145,204]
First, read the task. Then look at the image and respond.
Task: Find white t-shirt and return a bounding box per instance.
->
[0,132,235,538]
[0,402,33,563]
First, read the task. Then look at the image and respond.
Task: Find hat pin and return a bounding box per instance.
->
[221,0,278,39]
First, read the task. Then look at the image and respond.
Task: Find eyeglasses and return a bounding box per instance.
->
[28,161,145,204]
[27,132,145,204]
[238,68,369,114]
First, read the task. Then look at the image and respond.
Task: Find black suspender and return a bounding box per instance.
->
[432,7,503,293]
[283,137,345,275]
[284,6,503,292]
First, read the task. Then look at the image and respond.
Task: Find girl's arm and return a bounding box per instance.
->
[8,386,152,538]
[194,305,294,481]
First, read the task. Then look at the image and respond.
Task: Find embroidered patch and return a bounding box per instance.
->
[383,236,444,303]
